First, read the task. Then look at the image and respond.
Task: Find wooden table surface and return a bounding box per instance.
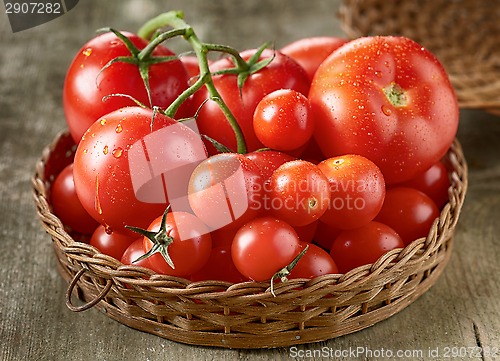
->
[1,1,499,360]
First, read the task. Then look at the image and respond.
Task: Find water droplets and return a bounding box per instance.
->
[381,105,392,116]
[100,118,107,126]
[82,48,92,57]
[103,145,109,155]
[115,124,123,133]
[112,147,123,158]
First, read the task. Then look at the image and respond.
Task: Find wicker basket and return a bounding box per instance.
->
[32,131,467,349]
[339,0,500,115]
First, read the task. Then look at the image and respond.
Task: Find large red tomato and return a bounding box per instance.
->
[309,36,459,184]
[192,48,310,153]
[73,107,207,237]
[63,31,190,143]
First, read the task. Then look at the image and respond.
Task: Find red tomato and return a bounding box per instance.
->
[268,160,331,227]
[190,246,247,283]
[192,48,310,153]
[63,31,190,143]
[280,36,349,82]
[188,153,264,231]
[309,36,459,184]
[313,220,342,251]
[330,221,404,273]
[50,163,99,234]
[73,107,207,237]
[375,187,440,246]
[293,221,318,244]
[231,217,301,281]
[318,154,385,230]
[253,89,315,151]
[90,225,136,260]
[289,242,338,279]
[244,150,296,181]
[398,162,450,209]
[121,238,154,268]
[139,211,212,277]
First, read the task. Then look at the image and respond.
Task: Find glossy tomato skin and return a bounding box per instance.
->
[190,246,247,283]
[188,153,264,231]
[121,238,154,268]
[244,150,296,181]
[318,154,386,230]
[375,187,440,246]
[50,163,99,234]
[289,242,338,279]
[192,48,310,153]
[143,212,212,277]
[253,89,315,151]
[73,106,207,237]
[309,36,459,184]
[330,221,404,273]
[313,220,342,251]
[293,221,318,244]
[280,36,349,82]
[63,32,190,143]
[90,225,136,260]
[231,217,301,281]
[268,160,331,227]
[398,161,450,209]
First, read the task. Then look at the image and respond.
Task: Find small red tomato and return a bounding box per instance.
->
[268,160,331,227]
[330,221,404,273]
[90,225,136,260]
[280,36,349,82]
[318,154,386,230]
[253,89,315,151]
[51,163,99,235]
[313,220,342,251]
[375,187,440,246]
[190,246,247,283]
[231,217,301,281]
[188,153,264,231]
[244,150,296,181]
[137,211,212,277]
[121,238,153,268]
[289,242,339,279]
[398,162,450,209]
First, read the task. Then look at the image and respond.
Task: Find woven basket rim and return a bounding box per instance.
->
[32,130,468,348]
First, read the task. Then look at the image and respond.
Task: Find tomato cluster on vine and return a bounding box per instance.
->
[50,11,457,292]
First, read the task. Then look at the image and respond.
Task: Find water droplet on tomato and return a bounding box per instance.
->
[82,48,92,57]
[115,124,123,133]
[105,225,112,235]
[381,105,392,116]
[100,118,107,125]
[112,147,123,158]
[103,145,109,155]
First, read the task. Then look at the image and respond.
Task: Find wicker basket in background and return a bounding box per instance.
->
[339,0,500,115]
[32,131,467,349]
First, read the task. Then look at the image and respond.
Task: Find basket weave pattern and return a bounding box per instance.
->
[339,0,500,115]
[32,131,467,348]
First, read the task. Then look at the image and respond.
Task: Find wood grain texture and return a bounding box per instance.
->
[0,0,498,360]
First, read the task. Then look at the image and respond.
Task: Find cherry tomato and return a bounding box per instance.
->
[73,106,207,237]
[330,221,404,273]
[139,211,212,277]
[309,36,459,184]
[253,89,315,151]
[244,150,296,181]
[280,36,349,82]
[192,48,310,153]
[190,246,247,283]
[318,154,385,230]
[268,160,330,227]
[188,153,264,231]
[289,242,338,279]
[121,238,154,268]
[50,163,99,234]
[313,220,342,251]
[90,225,136,260]
[375,187,440,246]
[293,221,318,244]
[231,217,301,281]
[398,161,450,209]
[63,31,190,143]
